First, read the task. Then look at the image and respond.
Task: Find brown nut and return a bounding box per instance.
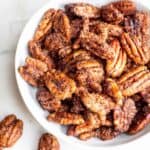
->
[38,133,60,150]
[65,3,100,18]
[79,89,115,124]
[0,115,23,148]
[36,87,61,112]
[106,40,127,77]
[34,9,56,41]
[140,87,150,104]
[19,57,48,87]
[45,70,76,101]
[101,4,124,24]
[118,66,150,96]
[47,112,84,125]
[114,98,137,132]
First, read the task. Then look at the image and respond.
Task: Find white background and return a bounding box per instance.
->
[0,0,149,149]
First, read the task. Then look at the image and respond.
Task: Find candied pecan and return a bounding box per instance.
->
[104,78,124,106]
[127,106,150,135]
[44,33,69,52]
[65,3,100,18]
[53,10,71,41]
[0,115,23,148]
[96,127,120,141]
[118,66,150,96]
[79,89,115,124]
[106,40,127,77]
[47,112,84,125]
[38,133,60,150]
[44,70,76,101]
[75,59,104,92]
[101,4,124,24]
[34,9,56,41]
[140,87,150,104]
[19,57,48,87]
[122,12,150,64]
[36,87,61,112]
[68,112,101,136]
[113,0,136,16]
[28,40,54,69]
[114,98,137,132]
[79,130,97,140]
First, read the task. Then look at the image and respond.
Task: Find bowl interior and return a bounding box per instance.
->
[15,0,150,149]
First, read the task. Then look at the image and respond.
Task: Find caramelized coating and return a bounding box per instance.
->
[127,106,150,135]
[28,40,54,69]
[47,112,84,125]
[53,10,71,41]
[38,133,60,150]
[122,12,150,64]
[65,3,100,18]
[44,33,69,52]
[106,40,127,77]
[19,1,150,142]
[34,9,56,41]
[118,66,150,96]
[0,115,23,148]
[140,87,150,104]
[104,78,124,106]
[67,112,101,136]
[36,87,61,112]
[75,59,104,92]
[96,127,120,141]
[114,98,137,132]
[19,57,48,87]
[113,0,136,16]
[63,50,104,92]
[80,20,115,60]
[45,70,76,101]
[101,0,136,24]
[101,4,124,24]
[79,89,115,124]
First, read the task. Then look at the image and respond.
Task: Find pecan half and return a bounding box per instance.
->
[122,12,150,65]
[114,98,137,132]
[0,115,23,148]
[38,133,60,150]
[36,87,61,112]
[67,112,101,136]
[19,57,48,87]
[53,10,71,41]
[106,40,127,77]
[44,70,76,101]
[47,112,84,125]
[28,40,54,69]
[79,89,115,124]
[118,66,150,96]
[34,9,56,41]
[65,3,100,18]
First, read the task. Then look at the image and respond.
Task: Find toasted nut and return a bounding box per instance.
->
[0,115,23,148]
[38,133,60,150]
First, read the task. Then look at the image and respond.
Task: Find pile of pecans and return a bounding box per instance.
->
[19,0,150,141]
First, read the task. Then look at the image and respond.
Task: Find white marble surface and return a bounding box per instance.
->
[0,0,149,150]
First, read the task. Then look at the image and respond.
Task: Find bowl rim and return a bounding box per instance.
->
[15,0,150,149]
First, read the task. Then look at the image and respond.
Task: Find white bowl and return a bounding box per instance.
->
[15,0,150,149]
